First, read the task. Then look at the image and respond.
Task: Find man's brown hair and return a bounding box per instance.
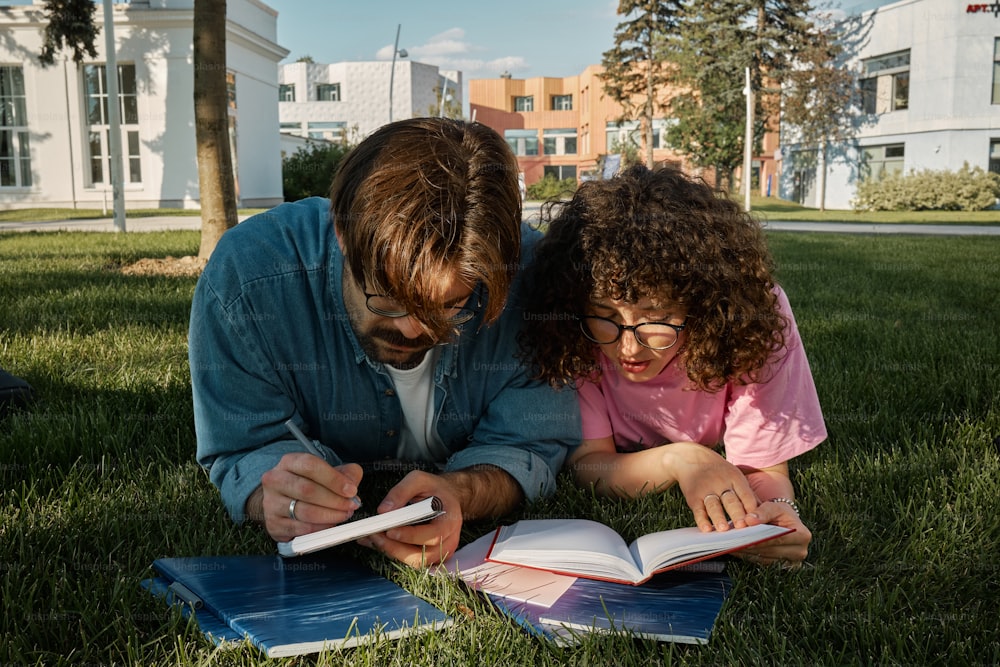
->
[330,117,522,329]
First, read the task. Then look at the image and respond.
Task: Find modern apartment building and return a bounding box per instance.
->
[0,0,287,210]
[469,65,780,192]
[780,0,1000,209]
[278,60,461,144]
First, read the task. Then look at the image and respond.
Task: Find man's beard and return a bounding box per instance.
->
[356,326,437,370]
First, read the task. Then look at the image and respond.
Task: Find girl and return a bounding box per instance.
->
[520,165,826,565]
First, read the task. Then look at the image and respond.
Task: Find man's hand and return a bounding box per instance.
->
[740,500,812,565]
[358,465,523,568]
[356,470,464,567]
[248,454,363,542]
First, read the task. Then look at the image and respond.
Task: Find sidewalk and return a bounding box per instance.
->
[2,206,1000,235]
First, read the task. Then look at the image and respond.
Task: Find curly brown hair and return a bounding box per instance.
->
[519,164,786,392]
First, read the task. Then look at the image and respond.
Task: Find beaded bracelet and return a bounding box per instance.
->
[768,497,800,515]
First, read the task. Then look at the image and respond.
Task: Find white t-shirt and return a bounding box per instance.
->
[384,347,448,462]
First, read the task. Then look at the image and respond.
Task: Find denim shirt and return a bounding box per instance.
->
[189,197,581,522]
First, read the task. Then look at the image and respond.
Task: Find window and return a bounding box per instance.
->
[551,94,572,111]
[605,120,670,152]
[514,96,534,112]
[542,128,577,155]
[84,63,141,185]
[861,143,905,183]
[989,139,1000,174]
[504,129,538,156]
[307,121,347,142]
[860,50,909,114]
[279,83,295,102]
[0,65,30,187]
[992,39,1000,104]
[316,83,340,101]
[543,165,576,181]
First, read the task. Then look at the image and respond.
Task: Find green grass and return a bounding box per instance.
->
[0,208,268,223]
[750,195,1000,224]
[1,230,999,666]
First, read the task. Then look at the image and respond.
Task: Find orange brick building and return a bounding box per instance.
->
[469,65,779,195]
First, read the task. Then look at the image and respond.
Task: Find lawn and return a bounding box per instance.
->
[1,229,998,666]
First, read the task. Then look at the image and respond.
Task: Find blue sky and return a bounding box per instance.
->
[263,0,873,81]
[264,0,622,80]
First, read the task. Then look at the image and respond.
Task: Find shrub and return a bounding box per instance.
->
[853,162,1000,211]
[281,141,352,202]
[526,174,577,201]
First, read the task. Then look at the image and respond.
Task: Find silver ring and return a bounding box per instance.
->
[720,489,736,498]
[703,493,720,504]
[288,498,298,521]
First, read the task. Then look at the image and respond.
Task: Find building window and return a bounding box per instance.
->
[551,94,572,111]
[0,65,31,187]
[989,139,1000,174]
[307,121,348,142]
[279,83,295,102]
[504,129,538,156]
[860,50,909,114]
[543,128,577,155]
[543,165,577,181]
[606,120,670,153]
[514,95,534,112]
[861,143,905,182]
[316,83,340,101]
[84,63,141,185]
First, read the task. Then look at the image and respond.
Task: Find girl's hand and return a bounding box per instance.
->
[661,442,760,532]
[740,499,811,565]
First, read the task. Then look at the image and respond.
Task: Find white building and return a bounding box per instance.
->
[278,60,461,145]
[780,0,1000,210]
[0,0,287,210]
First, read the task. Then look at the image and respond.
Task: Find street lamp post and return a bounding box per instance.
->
[388,24,408,123]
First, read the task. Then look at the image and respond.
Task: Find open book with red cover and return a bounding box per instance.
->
[486,518,792,585]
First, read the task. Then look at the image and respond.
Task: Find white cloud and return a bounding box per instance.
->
[375,27,529,78]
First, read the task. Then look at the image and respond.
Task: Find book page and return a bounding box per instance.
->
[488,519,643,582]
[440,532,576,607]
[630,523,792,577]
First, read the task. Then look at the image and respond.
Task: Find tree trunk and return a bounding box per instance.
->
[193,0,238,261]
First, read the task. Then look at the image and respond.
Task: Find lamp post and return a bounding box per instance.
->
[388,24,408,123]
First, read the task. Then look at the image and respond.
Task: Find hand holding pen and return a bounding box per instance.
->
[255,419,363,539]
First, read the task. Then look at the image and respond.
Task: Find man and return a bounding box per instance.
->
[189,118,580,567]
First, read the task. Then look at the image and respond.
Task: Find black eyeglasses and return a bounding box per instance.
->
[578,315,687,350]
[364,288,482,325]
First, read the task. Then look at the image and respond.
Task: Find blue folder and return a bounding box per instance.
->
[142,553,451,658]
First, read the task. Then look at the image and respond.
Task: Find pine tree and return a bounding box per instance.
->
[600,0,683,169]
[666,0,835,192]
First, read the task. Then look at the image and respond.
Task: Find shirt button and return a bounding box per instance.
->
[386,430,396,437]
[384,389,395,397]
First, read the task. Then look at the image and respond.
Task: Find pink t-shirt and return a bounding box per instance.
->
[578,287,826,469]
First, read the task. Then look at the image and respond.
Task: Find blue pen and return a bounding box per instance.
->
[284,419,362,507]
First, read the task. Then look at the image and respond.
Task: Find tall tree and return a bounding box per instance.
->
[665,1,753,189]
[666,0,832,192]
[779,19,858,210]
[193,0,238,261]
[599,0,682,169]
